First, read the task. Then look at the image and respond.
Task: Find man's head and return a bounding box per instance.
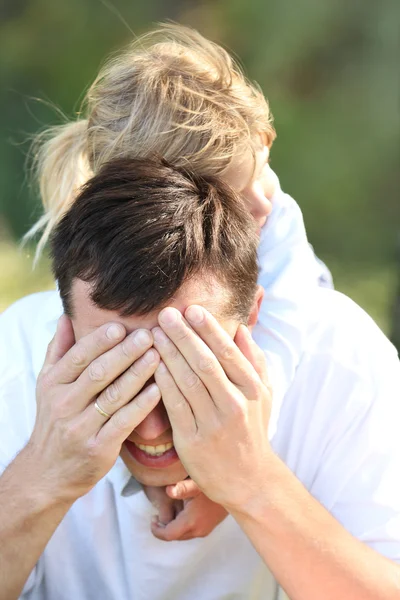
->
[51,158,261,485]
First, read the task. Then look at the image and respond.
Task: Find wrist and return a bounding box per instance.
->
[17,444,77,512]
[226,452,286,524]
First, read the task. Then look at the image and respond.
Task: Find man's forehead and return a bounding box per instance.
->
[70,277,234,335]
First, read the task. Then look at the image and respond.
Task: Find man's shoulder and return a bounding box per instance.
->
[1,289,58,319]
[0,290,62,379]
[292,288,399,424]
[1,289,61,329]
[0,291,63,470]
[306,288,398,368]
[277,289,399,480]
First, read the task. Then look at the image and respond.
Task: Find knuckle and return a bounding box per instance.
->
[111,410,129,432]
[88,360,106,382]
[184,370,202,391]
[247,377,262,400]
[120,338,135,359]
[164,341,179,359]
[46,389,74,420]
[55,393,74,415]
[227,396,246,419]
[135,386,159,410]
[85,438,102,460]
[219,342,235,361]
[185,518,197,531]
[104,381,121,405]
[177,484,188,497]
[70,345,87,368]
[157,375,175,394]
[127,361,142,381]
[176,396,190,411]
[175,327,190,343]
[38,370,53,391]
[197,355,216,374]
[57,419,81,445]
[133,394,148,411]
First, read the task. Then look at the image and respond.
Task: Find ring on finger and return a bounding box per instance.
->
[94,400,111,419]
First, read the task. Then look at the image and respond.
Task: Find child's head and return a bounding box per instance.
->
[29,23,276,256]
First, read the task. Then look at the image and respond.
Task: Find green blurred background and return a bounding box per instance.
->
[0,0,399,344]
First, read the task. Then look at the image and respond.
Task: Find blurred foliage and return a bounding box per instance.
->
[0,0,399,340]
[0,242,54,314]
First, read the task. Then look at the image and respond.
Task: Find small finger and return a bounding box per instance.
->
[234,324,268,383]
[166,479,201,500]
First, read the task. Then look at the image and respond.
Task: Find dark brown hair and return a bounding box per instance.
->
[50,158,259,321]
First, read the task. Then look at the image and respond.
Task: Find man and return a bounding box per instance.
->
[1,159,400,599]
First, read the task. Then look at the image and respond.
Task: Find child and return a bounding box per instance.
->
[26,23,332,540]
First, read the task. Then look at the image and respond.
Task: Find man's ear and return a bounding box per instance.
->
[247,285,264,330]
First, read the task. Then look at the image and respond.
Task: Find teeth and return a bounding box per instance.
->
[136,442,174,456]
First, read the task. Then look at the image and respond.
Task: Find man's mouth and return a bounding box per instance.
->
[124,439,179,468]
[134,441,174,456]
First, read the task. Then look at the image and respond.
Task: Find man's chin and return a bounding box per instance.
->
[120,446,188,487]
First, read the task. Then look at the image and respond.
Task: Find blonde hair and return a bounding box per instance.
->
[27,22,276,259]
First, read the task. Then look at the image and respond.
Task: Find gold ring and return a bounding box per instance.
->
[94,400,111,419]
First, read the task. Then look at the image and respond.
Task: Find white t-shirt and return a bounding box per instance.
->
[1,287,399,599]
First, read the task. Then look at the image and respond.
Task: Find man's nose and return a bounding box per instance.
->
[134,401,171,441]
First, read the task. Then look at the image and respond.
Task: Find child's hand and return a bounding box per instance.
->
[143,484,183,527]
[148,479,228,541]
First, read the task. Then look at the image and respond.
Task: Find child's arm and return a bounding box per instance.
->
[254,173,332,439]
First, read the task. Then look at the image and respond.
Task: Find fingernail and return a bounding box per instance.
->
[170,486,179,498]
[159,308,178,326]
[145,383,160,399]
[151,516,166,528]
[186,305,204,325]
[134,329,152,346]
[152,327,168,344]
[106,324,125,340]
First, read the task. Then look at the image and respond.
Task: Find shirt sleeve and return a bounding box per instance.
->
[254,185,323,438]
